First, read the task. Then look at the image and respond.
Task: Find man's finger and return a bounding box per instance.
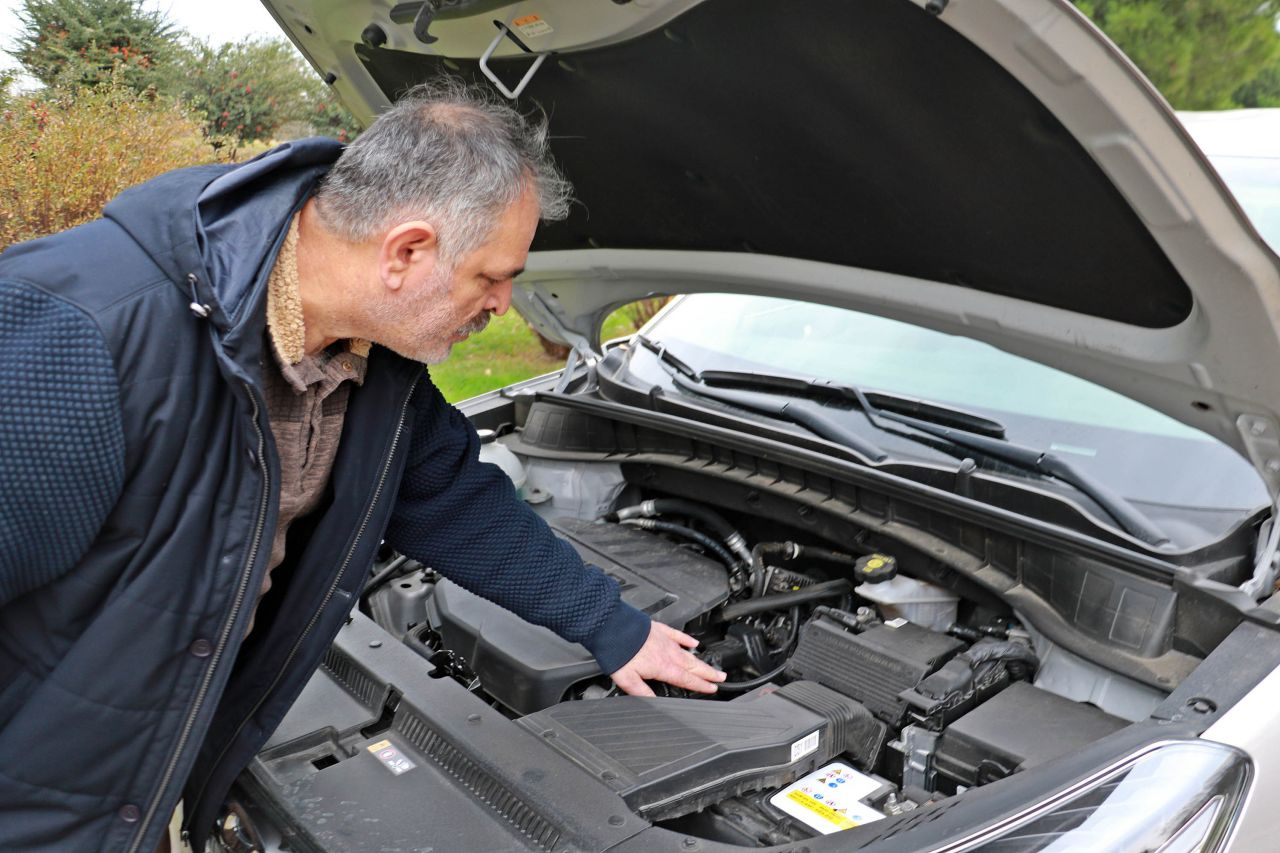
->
[659,624,701,649]
[683,654,726,682]
[611,668,656,697]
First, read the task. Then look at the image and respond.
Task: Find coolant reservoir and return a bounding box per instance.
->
[476,429,527,497]
[857,574,958,632]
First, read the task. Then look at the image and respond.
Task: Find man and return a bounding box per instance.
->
[0,79,723,851]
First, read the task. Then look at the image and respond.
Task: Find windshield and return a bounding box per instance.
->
[635,293,1267,547]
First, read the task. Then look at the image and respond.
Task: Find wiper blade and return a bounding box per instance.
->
[635,335,888,461]
[872,409,1170,547]
[698,369,1007,438]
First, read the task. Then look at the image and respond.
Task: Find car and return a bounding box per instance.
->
[226,0,1280,850]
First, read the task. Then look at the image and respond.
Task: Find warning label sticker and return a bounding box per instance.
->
[367,739,417,775]
[512,14,553,38]
[769,763,886,835]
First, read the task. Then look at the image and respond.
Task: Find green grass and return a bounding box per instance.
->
[431,308,639,403]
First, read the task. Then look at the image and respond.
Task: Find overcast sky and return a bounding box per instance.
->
[0,0,283,72]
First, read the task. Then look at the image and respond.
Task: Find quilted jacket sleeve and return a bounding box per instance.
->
[384,375,651,674]
[0,281,125,607]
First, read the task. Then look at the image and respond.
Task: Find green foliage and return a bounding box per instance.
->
[1076,0,1280,109]
[432,303,656,403]
[1235,57,1280,107]
[430,310,563,402]
[174,37,310,143]
[7,0,362,145]
[0,78,220,252]
[170,37,362,145]
[8,0,179,92]
[308,92,361,144]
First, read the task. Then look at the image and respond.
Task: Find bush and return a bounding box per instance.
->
[0,81,219,252]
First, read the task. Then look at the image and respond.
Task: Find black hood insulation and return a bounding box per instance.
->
[356,0,1192,328]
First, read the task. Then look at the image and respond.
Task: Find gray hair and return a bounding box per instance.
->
[314,77,573,260]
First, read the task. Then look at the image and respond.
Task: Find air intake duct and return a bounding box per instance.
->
[517,681,884,821]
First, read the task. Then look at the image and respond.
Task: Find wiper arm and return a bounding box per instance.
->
[873,409,1171,547]
[634,336,887,462]
[635,334,699,380]
[669,372,889,462]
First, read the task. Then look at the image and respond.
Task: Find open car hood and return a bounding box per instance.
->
[266,0,1280,493]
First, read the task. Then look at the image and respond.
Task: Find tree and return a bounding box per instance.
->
[175,37,312,143]
[173,36,362,145]
[1235,57,1280,107]
[8,0,179,92]
[1076,0,1280,109]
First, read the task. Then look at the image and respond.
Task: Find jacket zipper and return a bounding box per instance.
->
[183,375,420,827]
[127,384,271,853]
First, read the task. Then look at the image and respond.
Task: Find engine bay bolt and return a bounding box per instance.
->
[1187,697,1217,714]
[608,815,625,826]
[467,714,481,725]
[1251,421,1267,436]
[681,838,698,850]
[369,640,382,648]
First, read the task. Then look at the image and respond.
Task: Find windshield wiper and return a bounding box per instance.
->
[633,336,1170,548]
[635,336,1004,437]
[697,369,1007,439]
[871,407,1171,547]
[634,335,888,462]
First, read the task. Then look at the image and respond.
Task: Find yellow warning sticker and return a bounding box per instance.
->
[366,739,417,775]
[786,790,859,830]
[769,763,886,834]
[512,14,554,38]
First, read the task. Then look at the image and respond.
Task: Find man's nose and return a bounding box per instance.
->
[487,280,514,315]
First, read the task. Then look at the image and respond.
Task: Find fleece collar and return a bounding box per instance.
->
[265,213,371,367]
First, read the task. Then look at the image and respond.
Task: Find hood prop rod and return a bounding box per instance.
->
[479,21,549,100]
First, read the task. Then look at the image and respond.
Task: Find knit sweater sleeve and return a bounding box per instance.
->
[0,281,125,607]
[383,375,651,674]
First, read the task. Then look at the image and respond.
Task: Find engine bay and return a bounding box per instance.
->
[229,422,1208,851]
[358,493,1139,846]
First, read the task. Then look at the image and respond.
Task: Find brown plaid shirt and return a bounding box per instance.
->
[248,214,370,634]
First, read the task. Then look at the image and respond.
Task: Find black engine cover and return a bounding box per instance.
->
[428,517,731,714]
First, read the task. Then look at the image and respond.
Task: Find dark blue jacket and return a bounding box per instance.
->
[0,138,650,852]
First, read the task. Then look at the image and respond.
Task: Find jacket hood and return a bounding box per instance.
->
[102,137,342,334]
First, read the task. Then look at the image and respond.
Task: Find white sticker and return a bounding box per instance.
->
[770,762,886,834]
[884,617,909,628]
[790,730,820,762]
[512,14,553,38]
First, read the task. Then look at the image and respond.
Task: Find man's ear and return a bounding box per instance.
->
[378,221,439,292]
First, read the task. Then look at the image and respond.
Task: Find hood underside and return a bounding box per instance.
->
[267,0,1280,491]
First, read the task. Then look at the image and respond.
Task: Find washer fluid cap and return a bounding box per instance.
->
[855,553,898,584]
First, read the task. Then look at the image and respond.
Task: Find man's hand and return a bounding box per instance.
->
[610,621,727,697]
